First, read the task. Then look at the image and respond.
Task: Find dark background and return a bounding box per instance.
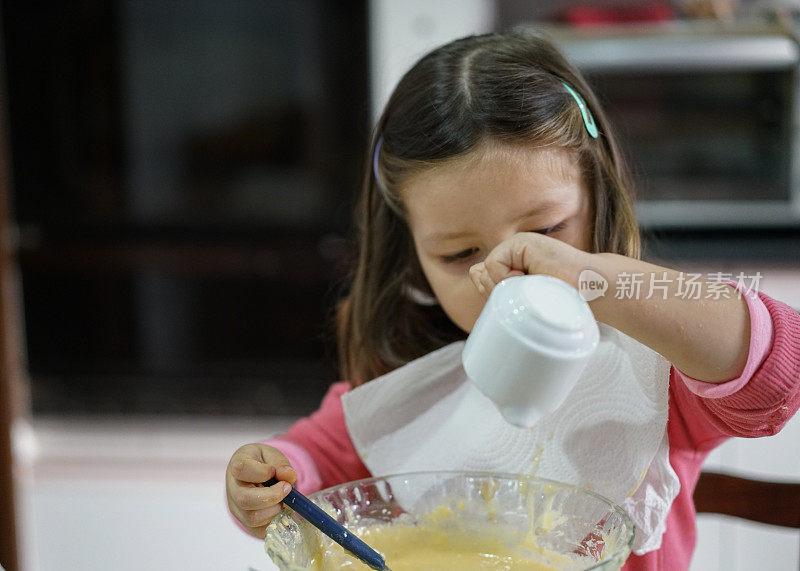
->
[3,1,799,417]
[2,1,369,415]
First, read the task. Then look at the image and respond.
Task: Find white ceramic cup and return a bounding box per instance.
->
[462,274,599,428]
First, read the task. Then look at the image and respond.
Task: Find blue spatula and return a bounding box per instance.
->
[264,477,390,570]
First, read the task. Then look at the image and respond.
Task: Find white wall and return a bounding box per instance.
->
[369,0,495,123]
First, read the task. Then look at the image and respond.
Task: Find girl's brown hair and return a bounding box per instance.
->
[338,30,640,386]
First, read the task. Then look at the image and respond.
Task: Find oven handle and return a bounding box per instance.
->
[554,34,799,72]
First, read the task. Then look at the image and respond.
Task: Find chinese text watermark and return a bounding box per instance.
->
[578,270,762,302]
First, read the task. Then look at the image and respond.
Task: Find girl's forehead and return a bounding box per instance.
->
[404,144,579,190]
[401,144,582,208]
[401,144,585,241]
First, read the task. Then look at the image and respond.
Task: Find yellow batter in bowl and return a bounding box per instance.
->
[265,472,634,571]
[310,506,572,570]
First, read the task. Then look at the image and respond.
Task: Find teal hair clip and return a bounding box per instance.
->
[561,81,598,139]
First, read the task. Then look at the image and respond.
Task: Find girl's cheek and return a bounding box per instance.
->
[463,280,488,319]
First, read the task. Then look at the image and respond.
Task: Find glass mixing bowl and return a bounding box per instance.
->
[265,471,634,570]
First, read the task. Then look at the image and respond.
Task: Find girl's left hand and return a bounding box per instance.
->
[469,232,591,296]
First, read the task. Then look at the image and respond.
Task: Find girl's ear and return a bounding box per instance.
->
[403,283,438,306]
[402,236,438,306]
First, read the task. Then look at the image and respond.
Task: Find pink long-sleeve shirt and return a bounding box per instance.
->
[260,286,800,569]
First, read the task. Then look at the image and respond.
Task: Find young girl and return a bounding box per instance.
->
[226,31,800,569]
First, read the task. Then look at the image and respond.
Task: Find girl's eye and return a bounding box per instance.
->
[533,222,566,235]
[441,248,478,264]
[439,223,565,264]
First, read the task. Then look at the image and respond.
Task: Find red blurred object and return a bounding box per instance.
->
[563,2,675,26]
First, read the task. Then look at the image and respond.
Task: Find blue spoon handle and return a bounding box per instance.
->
[264,477,387,570]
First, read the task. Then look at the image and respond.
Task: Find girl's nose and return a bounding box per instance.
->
[484,229,522,258]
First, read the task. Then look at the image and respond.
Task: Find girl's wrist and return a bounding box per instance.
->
[583,252,621,326]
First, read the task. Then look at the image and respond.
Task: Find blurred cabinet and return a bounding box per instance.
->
[1,1,368,415]
[0,39,22,571]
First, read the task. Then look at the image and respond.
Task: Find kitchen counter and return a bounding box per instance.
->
[15,416,295,571]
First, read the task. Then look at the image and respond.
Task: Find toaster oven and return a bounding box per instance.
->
[547,21,800,229]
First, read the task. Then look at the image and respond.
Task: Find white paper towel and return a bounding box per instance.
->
[342,323,680,555]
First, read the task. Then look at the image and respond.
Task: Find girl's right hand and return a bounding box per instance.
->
[226,443,297,538]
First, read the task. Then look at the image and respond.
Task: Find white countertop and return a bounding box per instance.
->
[15,416,296,571]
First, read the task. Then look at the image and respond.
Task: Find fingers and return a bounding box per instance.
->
[226,444,299,537]
[469,263,486,295]
[260,447,297,485]
[245,505,283,528]
[484,233,535,284]
[230,502,283,529]
[227,475,292,537]
[274,464,298,486]
[469,262,499,297]
[229,453,274,484]
[232,478,292,510]
[229,444,296,485]
[476,232,587,294]
[229,502,282,539]
[470,234,533,296]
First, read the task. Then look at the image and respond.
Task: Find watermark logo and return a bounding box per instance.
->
[578,269,608,301]
[576,269,762,301]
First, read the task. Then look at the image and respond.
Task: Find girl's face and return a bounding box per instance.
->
[402,143,593,333]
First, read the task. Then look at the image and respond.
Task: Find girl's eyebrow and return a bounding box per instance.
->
[421,200,566,244]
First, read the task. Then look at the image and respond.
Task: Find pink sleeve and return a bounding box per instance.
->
[230,383,371,536]
[263,382,370,495]
[670,290,800,451]
[266,438,324,495]
[674,280,773,397]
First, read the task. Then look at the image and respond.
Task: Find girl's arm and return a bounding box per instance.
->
[586,253,750,383]
[265,382,371,494]
[669,290,800,448]
[471,233,752,383]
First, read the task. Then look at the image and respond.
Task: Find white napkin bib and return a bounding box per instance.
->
[342,323,680,555]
